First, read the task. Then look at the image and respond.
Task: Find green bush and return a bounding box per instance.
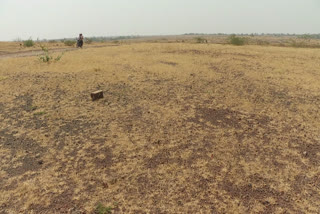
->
[228,35,246,46]
[23,38,34,47]
[64,40,76,46]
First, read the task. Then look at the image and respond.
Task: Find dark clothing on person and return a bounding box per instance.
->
[78,40,83,48]
[77,34,84,48]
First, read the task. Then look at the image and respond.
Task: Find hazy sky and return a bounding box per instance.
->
[0,0,319,41]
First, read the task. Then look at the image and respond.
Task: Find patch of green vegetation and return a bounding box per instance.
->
[228,34,247,46]
[33,111,46,116]
[63,40,76,46]
[95,203,113,214]
[23,38,34,47]
[39,45,52,63]
[39,45,64,63]
[54,53,64,61]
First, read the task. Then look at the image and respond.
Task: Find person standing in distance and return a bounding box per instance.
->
[77,33,84,48]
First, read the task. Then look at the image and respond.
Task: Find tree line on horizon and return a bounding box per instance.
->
[12,33,320,43]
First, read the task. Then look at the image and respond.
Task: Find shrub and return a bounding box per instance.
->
[39,45,64,63]
[39,45,52,63]
[228,35,246,46]
[195,37,207,43]
[64,40,76,46]
[54,52,64,61]
[23,38,34,47]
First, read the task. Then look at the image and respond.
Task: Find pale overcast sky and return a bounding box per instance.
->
[0,0,319,41]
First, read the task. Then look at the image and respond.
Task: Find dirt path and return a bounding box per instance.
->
[0,44,119,59]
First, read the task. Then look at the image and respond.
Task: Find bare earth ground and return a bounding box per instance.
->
[1,42,320,213]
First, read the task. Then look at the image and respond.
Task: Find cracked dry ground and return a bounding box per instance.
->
[1,43,320,213]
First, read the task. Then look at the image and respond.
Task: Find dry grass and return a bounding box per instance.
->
[0,41,65,54]
[1,42,320,213]
[0,41,109,58]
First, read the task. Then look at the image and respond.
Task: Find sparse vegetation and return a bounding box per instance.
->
[298,34,320,40]
[63,40,76,46]
[38,45,64,63]
[288,39,320,48]
[0,76,7,81]
[33,111,46,116]
[290,40,307,48]
[54,52,64,61]
[39,45,52,63]
[85,38,93,44]
[256,40,270,46]
[26,105,37,111]
[95,203,113,214]
[23,38,35,47]
[228,34,247,46]
[195,37,208,43]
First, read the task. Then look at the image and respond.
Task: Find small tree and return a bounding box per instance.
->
[39,45,52,62]
[39,45,64,63]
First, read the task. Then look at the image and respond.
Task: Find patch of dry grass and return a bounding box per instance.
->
[0,41,109,57]
[0,76,7,81]
[1,43,320,213]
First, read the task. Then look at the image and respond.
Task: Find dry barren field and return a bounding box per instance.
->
[1,42,320,213]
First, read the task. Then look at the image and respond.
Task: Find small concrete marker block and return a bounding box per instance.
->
[91,90,104,101]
